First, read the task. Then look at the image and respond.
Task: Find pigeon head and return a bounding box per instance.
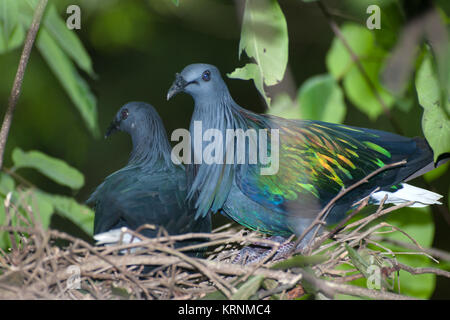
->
[105,102,157,138]
[105,101,172,166]
[167,63,227,101]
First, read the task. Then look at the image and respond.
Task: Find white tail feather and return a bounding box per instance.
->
[94,227,142,246]
[371,183,442,208]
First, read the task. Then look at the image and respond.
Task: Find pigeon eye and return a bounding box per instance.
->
[202,70,211,82]
[121,109,129,120]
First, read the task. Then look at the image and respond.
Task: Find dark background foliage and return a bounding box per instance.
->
[0,0,448,298]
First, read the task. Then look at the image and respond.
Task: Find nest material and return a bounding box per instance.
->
[0,193,448,300]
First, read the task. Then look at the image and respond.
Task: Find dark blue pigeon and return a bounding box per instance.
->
[167,64,443,262]
[87,102,211,256]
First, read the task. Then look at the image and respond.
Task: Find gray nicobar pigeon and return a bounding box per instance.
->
[167,63,443,263]
[87,102,211,257]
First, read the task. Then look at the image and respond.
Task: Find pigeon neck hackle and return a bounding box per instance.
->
[127,105,173,169]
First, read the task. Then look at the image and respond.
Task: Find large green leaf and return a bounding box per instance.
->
[37,191,94,236]
[0,0,18,42]
[228,63,267,104]
[13,0,98,136]
[297,74,346,123]
[36,28,99,137]
[326,24,374,80]
[228,0,288,106]
[0,188,94,248]
[266,93,300,119]
[343,59,395,120]
[20,190,54,229]
[326,23,393,120]
[0,0,24,53]
[12,148,84,190]
[415,52,450,161]
[43,5,95,77]
[0,172,14,196]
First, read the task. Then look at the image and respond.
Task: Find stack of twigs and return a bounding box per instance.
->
[0,188,449,300]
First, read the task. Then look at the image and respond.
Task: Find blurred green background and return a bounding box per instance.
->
[0,0,449,298]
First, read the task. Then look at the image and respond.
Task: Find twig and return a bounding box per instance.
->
[292,160,407,254]
[298,268,418,300]
[371,236,450,262]
[309,192,379,252]
[0,0,49,169]
[393,262,450,278]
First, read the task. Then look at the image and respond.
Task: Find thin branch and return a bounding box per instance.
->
[291,160,407,254]
[298,268,418,300]
[393,262,450,278]
[371,236,450,262]
[0,0,48,169]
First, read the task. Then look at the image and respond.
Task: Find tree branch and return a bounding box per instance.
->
[0,0,48,169]
[298,268,418,300]
[291,160,407,255]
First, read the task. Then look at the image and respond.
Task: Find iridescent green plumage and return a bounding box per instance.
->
[236,116,429,228]
[167,63,439,246]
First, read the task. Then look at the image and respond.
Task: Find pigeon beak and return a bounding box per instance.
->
[105,120,120,139]
[167,73,188,101]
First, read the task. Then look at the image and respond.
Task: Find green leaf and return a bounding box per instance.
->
[228,63,269,106]
[415,52,450,161]
[171,0,179,6]
[0,172,15,196]
[297,74,346,123]
[0,0,19,44]
[266,93,300,119]
[343,59,395,120]
[43,5,95,77]
[231,275,264,300]
[238,0,288,86]
[326,23,394,120]
[326,24,374,80]
[20,190,54,229]
[345,244,370,278]
[229,0,288,106]
[36,28,99,137]
[12,148,85,190]
[0,0,24,53]
[37,191,94,236]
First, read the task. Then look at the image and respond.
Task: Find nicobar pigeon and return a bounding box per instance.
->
[87,102,211,257]
[167,63,443,260]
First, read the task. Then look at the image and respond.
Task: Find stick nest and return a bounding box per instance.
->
[1,191,448,300]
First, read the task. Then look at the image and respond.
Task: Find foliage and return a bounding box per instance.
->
[0,0,96,250]
[225,0,449,299]
[228,0,288,106]
[0,147,94,249]
[0,0,448,300]
[416,50,450,161]
[0,0,98,137]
